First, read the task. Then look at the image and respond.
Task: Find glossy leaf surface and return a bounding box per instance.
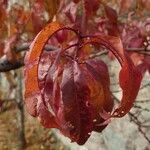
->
[24,22,142,145]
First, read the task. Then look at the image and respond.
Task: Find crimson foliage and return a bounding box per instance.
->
[24,22,142,144]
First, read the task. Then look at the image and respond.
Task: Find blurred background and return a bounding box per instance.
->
[0,0,150,150]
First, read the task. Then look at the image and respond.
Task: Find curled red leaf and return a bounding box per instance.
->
[24,22,142,145]
[83,36,142,117]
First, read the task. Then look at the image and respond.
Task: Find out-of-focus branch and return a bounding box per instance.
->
[0,44,59,72]
[126,47,150,55]
[112,94,150,144]
[0,42,150,72]
[0,56,24,72]
[128,112,150,144]
[15,43,58,53]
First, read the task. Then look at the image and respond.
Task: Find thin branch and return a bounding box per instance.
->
[15,43,59,53]
[136,99,150,103]
[133,105,150,112]
[126,47,146,51]
[0,44,59,72]
[128,112,150,144]
[112,94,150,144]
[140,82,150,90]
[0,42,150,72]
[126,47,150,55]
[15,42,150,54]
[89,50,108,59]
[0,56,24,72]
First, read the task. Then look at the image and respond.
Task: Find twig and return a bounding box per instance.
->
[140,82,150,90]
[89,50,108,59]
[0,44,59,72]
[0,42,150,72]
[136,99,150,103]
[112,94,150,144]
[126,47,146,51]
[133,105,150,112]
[15,43,59,53]
[0,57,24,72]
[126,47,150,55]
[128,112,150,144]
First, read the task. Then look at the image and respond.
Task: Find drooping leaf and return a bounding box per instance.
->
[83,36,142,117]
[24,22,112,144]
[83,0,100,17]
[24,22,62,117]
[60,61,93,144]
[85,59,113,131]
[24,22,142,145]
[104,5,119,36]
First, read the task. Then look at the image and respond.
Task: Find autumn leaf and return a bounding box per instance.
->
[24,22,62,117]
[83,0,99,17]
[30,0,46,34]
[45,0,60,21]
[104,5,119,36]
[83,35,142,117]
[0,4,7,28]
[73,0,80,3]
[72,0,100,17]
[119,0,134,15]
[24,22,142,145]
[0,42,4,58]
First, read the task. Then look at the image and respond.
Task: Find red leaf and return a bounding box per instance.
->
[0,3,7,28]
[85,59,113,131]
[104,5,119,36]
[0,0,8,8]
[30,0,46,34]
[83,0,99,17]
[73,0,80,3]
[24,22,62,117]
[104,5,118,24]
[83,36,142,117]
[64,1,77,23]
[24,22,142,145]
[60,61,93,144]
[119,0,134,15]
[24,22,112,144]
[0,42,4,58]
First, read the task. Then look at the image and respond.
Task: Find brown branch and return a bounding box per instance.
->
[136,99,150,103]
[128,112,150,144]
[126,47,146,51]
[89,50,108,59]
[140,82,150,90]
[133,105,150,112]
[0,57,24,72]
[0,44,59,72]
[0,42,150,72]
[112,94,150,144]
[15,43,58,53]
[126,47,150,55]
